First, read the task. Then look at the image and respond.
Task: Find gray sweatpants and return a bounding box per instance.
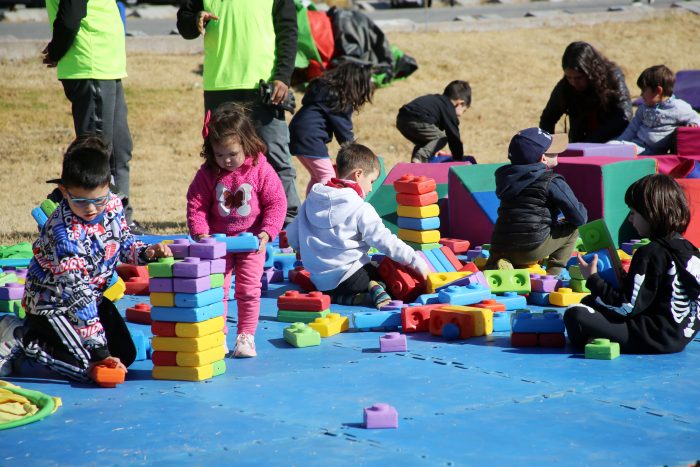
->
[396,113,448,163]
[61,79,134,222]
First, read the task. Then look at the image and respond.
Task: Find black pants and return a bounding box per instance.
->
[61,79,134,222]
[325,263,382,297]
[23,298,136,382]
[564,304,630,349]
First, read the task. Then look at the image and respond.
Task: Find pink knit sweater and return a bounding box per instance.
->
[186,154,287,240]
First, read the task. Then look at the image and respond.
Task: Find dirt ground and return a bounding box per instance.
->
[1,11,699,245]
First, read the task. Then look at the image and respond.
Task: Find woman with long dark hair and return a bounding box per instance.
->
[540,41,632,143]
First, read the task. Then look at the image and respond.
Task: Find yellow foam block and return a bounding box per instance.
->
[398,228,441,244]
[526,263,548,276]
[152,360,226,382]
[474,257,488,270]
[308,313,349,337]
[173,346,226,367]
[170,316,225,338]
[150,292,175,307]
[618,249,632,261]
[103,277,126,302]
[426,271,471,293]
[152,331,225,352]
[438,306,494,336]
[397,204,440,219]
[549,288,589,306]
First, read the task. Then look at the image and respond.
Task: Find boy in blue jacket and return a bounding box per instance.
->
[484,128,587,275]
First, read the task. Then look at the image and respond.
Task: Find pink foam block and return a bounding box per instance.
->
[168,239,191,259]
[172,257,211,278]
[149,278,173,293]
[379,332,407,352]
[173,276,211,294]
[364,403,398,429]
[448,170,494,246]
[0,282,23,300]
[189,238,226,259]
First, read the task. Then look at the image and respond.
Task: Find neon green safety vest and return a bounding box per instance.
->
[201,0,276,91]
[46,0,126,80]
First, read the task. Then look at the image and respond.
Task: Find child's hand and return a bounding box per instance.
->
[577,253,598,279]
[146,243,173,261]
[271,80,289,105]
[41,44,57,68]
[197,11,219,35]
[93,356,127,373]
[257,232,270,255]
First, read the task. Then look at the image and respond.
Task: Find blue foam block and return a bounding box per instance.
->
[174,287,224,308]
[438,284,491,306]
[32,206,48,228]
[416,293,440,305]
[511,310,565,333]
[471,191,500,224]
[492,292,527,311]
[131,330,148,361]
[493,311,511,332]
[150,301,225,323]
[214,232,260,253]
[352,310,401,330]
[528,291,551,306]
[397,216,440,231]
[431,248,456,272]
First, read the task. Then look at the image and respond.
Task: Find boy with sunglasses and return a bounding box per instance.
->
[0,136,171,382]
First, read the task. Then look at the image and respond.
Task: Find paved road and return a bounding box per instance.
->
[0,0,679,39]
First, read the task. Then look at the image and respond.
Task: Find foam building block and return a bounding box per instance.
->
[397,204,440,219]
[677,178,700,247]
[126,303,152,325]
[288,267,317,292]
[559,143,636,158]
[393,174,437,194]
[554,158,656,246]
[570,278,590,293]
[438,284,491,306]
[151,332,225,353]
[272,253,298,277]
[492,311,511,332]
[308,313,349,337]
[549,288,588,306]
[364,403,398,429]
[174,287,225,308]
[510,310,565,333]
[277,309,330,323]
[435,271,488,292]
[426,272,471,293]
[398,216,440,231]
[168,238,191,259]
[212,232,260,253]
[396,191,438,207]
[398,228,440,244]
[530,274,560,293]
[471,299,506,313]
[484,269,531,294]
[511,332,566,348]
[0,283,23,300]
[150,301,225,323]
[173,276,211,294]
[131,331,149,361]
[152,360,226,381]
[429,308,474,339]
[492,292,528,311]
[148,257,176,278]
[152,316,225,338]
[415,293,440,305]
[378,257,425,302]
[438,306,493,336]
[103,276,126,302]
[283,322,321,348]
[31,206,48,228]
[380,300,405,311]
[116,264,150,295]
[150,292,175,307]
[277,291,331,312]
[352,310,401,330]
[172,257,211,279]
[90,365,126,388]
[401,304,442,333]
[585,338,620,360]
[188,238,226,259]
[439,238,470,254]
[527,291,551,306]
[379,332,407,352]
[152,346,225,367]
[404,241,441,251]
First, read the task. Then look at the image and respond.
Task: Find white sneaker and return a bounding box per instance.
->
[0,315,23,377]
[233,333,257,358]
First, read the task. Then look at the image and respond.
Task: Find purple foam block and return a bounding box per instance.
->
[363,403,398,429]
[379,300,405,311]
[210,258,226,275]
[173,276,211,294]
[379,332,407,352]
[261,267,284,284]
[172,257,211,278]
[168,239,191,259]
[530,274,560,293]
[149,278,173,293]
[465,247,484,262]
[189,237,226,260]
[0,282,24,300]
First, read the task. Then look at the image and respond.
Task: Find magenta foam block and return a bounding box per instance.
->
[173,276,211,294]
[363,403,398,429]
[189,237,226,259]
[149,278,173,293]
[172,257,211,278]
[168,239,191,259]
[379,332,407,352]
[0,282,24,300]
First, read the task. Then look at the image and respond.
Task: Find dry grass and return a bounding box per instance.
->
[1,11,699,245]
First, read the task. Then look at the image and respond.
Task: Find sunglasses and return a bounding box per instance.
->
[65,190,111,208]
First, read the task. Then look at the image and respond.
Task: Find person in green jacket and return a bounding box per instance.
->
[42,0,145,234]
[177,0,301,226]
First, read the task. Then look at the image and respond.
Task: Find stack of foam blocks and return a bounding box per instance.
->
[149,238,227,382]
[394,175,441,251]
[0,269,26,318]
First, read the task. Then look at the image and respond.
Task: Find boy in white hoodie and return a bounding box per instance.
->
[287,143,429,308]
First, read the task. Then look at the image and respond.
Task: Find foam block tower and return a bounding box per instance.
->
[394,174,441,251]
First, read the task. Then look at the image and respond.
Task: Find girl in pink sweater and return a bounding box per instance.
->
[187,103,287,358]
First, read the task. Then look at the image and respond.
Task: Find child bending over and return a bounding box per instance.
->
[0,137,172,382]
[289,62,375,194]
[187,103,286,358]
[286,143,429,308]
[610,65,700,155]
[396,80,471,163]
[565,174,700,353]
[484,128,587,276]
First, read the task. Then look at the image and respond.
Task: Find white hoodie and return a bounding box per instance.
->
[287,183,429,291]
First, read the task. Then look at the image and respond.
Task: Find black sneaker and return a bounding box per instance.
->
[127,220,150,236]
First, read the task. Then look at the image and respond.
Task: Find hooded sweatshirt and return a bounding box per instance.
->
[583,234,700,353]
[491,162,587,251]
[288,79,354,158]
[286,182,428,291]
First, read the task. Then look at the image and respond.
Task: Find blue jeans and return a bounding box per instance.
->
[204,90,300,225]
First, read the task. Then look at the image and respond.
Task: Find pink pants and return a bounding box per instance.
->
[222,250,266,335]
[297,156,336,194]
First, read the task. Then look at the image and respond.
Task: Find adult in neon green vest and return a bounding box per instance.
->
[177,0,301,225]
[42,0,144,233]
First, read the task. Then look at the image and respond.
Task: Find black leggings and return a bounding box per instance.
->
[325,263,381,297]
[564,305,630,349]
